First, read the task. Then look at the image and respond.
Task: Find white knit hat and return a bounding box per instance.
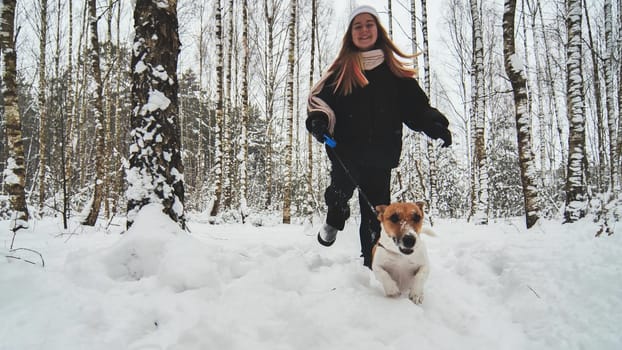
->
[348,4,379,24]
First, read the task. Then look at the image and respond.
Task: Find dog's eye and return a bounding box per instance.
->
[412,213,421,222]
[389,213,400,223]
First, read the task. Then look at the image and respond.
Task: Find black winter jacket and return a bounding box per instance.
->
[306,62,449,169]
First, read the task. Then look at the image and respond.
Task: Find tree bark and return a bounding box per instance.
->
[1,0,30,231]
[127,0,185,228]
[38,0,48,214]
[470,0,489,224]
[240,0,250,219]
[283,0,296,224]
[83,0,107,226]
[564,0,587,223]
[210,0,224,217]
[503,0,541,228]
[603,0,619,192]
[222,0,234,210]
[305,0,317,219]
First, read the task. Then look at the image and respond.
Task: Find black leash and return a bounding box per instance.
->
[323,135,379,216]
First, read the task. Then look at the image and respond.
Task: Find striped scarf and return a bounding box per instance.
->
[307,49,385,134]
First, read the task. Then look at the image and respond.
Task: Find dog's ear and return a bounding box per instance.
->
[415,201,426,212]
[375,205,387,220]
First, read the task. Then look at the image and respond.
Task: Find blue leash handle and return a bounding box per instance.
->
[323,135,337,148]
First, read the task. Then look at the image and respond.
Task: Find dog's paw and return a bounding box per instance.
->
[409,291,424,304]
[383,284,401,298]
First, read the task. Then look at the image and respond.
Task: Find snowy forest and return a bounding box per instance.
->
[1,0,621,232]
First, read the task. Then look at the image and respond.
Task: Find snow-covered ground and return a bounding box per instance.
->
[1,204,621,350]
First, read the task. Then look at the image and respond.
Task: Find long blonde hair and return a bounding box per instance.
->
[328,15,418,96]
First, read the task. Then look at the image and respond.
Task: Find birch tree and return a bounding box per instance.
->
[419,0,440,221]
[470,0,489,224]
[1,0,30,232]
[210,0,224,216]
[618,0,622,186]
[37,0,48,214]
[583,0,606,191]
[502,0,540,228]
[127,0,185,228]
[304,0,317,219]
[261,0,280,209]
[564,0,587,222]
[64,0,74,219]
[283,0,296,224]
[604,0,618,192]
[83,0,107,226]
[240,0,250,219]
[222,0,234,210]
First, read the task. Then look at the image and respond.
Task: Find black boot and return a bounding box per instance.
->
[317,224,338,246]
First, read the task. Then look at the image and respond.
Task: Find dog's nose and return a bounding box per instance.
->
[402,234,416,248]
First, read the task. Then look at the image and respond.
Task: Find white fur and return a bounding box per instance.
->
[371,228,430,304]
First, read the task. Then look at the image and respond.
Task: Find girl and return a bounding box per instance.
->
[306,5,451,268]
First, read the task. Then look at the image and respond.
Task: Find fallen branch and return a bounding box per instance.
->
[7,248,45,267]
[527,285,541,299]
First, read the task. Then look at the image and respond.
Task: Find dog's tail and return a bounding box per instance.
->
[420,226,437,237]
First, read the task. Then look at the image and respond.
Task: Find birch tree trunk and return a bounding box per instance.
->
[618,0,622,190]
[222,0,234,210]
[304,0,317,219]
[195,1,208,208]
[210,0,224,217]
[1,0,30,232]
[64,0,74,217]
[470,0,489,224]
[240,0,250,219]
[263,0,276,209]
[604,0,619,192]
[38,0,48,214]
[127,0,185,228]
[410,0,417,68]
[503,0,540,228]
[401,0,420,202]
[283,0,296,224]
[583,0,607,191]
[564,0,587,222]
[420,0,438,222]
[83,0,107,226]
[618,0,622,191]
[104,0,114,217]
[114,1,124,210]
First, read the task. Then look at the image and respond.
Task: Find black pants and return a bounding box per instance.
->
[324,159,391,265]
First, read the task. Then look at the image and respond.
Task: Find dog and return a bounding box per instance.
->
[371,201,434,304]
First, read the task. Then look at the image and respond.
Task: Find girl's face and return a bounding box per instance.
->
[351,13,378,51]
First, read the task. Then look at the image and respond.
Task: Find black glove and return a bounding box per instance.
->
[437,124,452,147]
[422,108,452,147]
[306,112,329,143]
[423,121,452,147]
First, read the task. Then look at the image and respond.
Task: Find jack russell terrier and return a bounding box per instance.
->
[371,202,434,304]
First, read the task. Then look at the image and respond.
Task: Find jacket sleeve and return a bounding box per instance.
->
[400,77,450,139]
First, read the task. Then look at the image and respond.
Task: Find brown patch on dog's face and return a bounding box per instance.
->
[375,203,425,254]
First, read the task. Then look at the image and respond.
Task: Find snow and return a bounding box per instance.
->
[2,157,20,185]
[1,205,621,350]
[139,89,171,116]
